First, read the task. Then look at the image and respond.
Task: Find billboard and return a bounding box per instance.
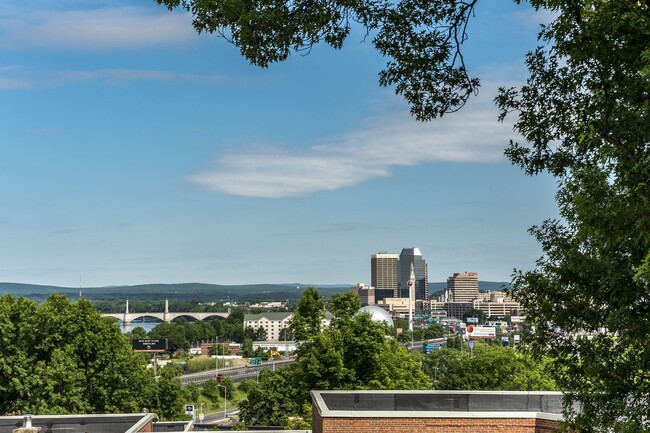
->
[132,339,168,352]
[465,325,496,339]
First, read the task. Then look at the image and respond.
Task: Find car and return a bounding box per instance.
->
[216,374,224,382]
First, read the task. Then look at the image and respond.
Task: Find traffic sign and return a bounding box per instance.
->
[185,405,194,414]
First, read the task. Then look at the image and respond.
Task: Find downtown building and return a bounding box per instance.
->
[398,248,428,302]
[362,248,429,317]
[370,252,399,301]
[441,272,522,320]
[445,272,479,302]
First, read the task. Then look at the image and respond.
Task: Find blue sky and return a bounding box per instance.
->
[0,0,558,287]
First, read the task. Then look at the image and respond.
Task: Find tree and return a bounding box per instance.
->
[423,324,444,339]
[220,376,235,399]
[202,379,222,401]
[239,368,307,427]
[149,322,188,354]
[240,338,254,358]
[156,0,650,428]
[423,344,556,392]
[244,325,267,341]
[238,295,429,427]
[152,365,187,421]
[124,326,148,341]
[183,382,201,403]
[462,308,486,325]
[290,287,325,341]
[0,294,156,415]
[155,0,479,121]
[328,292,360,321]
[449,335,466,350]
[494,2,650,430]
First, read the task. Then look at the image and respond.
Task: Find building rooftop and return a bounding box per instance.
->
[312,390,564,420]
[0,414,158,433]
[244,312,293,321]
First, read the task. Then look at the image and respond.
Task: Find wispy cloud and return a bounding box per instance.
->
[57,69,223,84]
[0,76,31,89]
[510,7,558,30]
[0,66,223,88]
[59,69,174,81]
[189,83,519,198]
[0,6,197,50]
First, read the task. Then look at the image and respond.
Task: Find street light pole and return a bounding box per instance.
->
[217,384,227,420]
[215,337,219,378]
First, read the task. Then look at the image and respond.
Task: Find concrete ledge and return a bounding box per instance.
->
[311,390,564,421]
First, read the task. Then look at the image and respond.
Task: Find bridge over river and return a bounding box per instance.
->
[102,299,229,325]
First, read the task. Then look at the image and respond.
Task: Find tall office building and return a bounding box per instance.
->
[371,253,399,301]
[398,248,428,301]
[445,272,479,302]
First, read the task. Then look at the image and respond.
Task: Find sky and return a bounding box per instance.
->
[0,0,559,287]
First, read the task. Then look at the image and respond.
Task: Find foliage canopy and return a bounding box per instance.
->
[0,294,154,415]
[154,0,650,429]
[239,290,428,427]
[155,0,480,120]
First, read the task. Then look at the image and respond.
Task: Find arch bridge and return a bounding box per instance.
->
[102,299,229,325]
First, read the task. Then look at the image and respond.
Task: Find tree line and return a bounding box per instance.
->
[236,289,556,428]
[152,0,650,429]
[0,294,189,418]
[1,290,556,425]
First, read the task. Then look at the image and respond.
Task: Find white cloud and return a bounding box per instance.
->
[510,7,558,30]
[0,65,33,88]
[0,6,197,50]
[0,66,223,88]
[0,76,31,89]
[189,83,520,198]
[59,69,174,81]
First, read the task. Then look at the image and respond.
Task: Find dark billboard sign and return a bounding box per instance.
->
[132,339,168,352]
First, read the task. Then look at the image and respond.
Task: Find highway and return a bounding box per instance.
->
[181,337,445,385]
[407,337,447,350]
[180,358,295,385]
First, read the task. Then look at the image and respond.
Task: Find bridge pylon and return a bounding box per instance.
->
[123,299,131,326]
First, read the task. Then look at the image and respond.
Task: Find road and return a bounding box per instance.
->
[407,337,447,350]
[181,337,445,385]
[180,358,295,385]
[194,408,240,425]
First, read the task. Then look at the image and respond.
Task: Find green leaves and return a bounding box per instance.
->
[499,1,650,430]
[290,287,325,341]
[156,0,480,119]
[423,344,556,391]
[0,294,156,416]
[239,289,428,427]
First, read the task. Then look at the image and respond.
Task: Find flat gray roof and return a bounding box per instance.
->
[311,390,565,421]
[0,414,155,433]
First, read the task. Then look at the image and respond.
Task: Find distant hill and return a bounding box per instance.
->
[0,282,349,302]
[0,280,510,302]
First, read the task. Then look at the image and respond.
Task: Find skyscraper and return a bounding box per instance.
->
[398,248,428,301]
[371,252,399,301]
[445,272,479,302]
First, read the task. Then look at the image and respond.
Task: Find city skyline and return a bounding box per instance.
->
[1,1,558,287]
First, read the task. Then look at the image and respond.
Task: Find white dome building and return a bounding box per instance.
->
[358,305,394,328]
